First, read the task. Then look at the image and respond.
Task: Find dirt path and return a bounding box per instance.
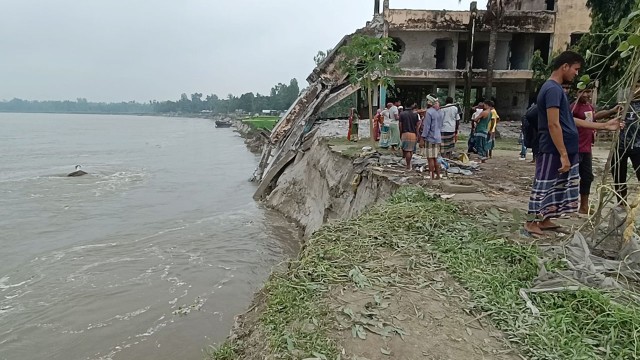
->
[330,255,519,360]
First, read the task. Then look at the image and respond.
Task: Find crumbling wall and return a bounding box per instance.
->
[253,15,385,200]
[552,0,590,52]
[510,34,536,69]
[503,0,549,11]
[496,82,529,120]
[386,9,555,33]
[390,31,458,69]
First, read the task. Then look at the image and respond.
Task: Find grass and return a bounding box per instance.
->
[209,188,640,359]
[242,116,279,130]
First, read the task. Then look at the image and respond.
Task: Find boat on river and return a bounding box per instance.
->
[215,120,232,128]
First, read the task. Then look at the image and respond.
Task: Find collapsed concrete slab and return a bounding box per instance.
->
[252,15,385,200]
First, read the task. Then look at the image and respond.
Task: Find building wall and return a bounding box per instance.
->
[390,31,460,69]
[495,82,529,120]
[392,31,520,71]
[503,0,549,11]
[552,0,591,53]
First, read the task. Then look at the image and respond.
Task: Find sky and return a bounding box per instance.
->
[0,0,470,103]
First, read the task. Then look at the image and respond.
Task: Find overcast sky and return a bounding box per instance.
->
[0,0,470,102]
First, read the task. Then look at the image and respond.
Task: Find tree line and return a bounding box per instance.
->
[152,78,300,114]
[0,78,301,115]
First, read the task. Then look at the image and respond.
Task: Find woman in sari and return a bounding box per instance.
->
[373,109,383,141]
[472,103,492,162]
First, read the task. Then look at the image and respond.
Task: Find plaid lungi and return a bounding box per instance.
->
[528,153,580,221]
[423,142,440,159]
[441,132,455,153]
[401,132,417,152]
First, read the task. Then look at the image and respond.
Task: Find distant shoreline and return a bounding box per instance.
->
[0,110,218,118]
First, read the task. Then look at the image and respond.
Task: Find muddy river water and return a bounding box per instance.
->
[0,113,299,360]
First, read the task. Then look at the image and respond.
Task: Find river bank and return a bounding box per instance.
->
[210,121,640,359]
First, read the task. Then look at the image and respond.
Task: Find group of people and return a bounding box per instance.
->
[524,51,628,236]
[372,97,462,179]
[353,50,640,238]
[469,100,500,162]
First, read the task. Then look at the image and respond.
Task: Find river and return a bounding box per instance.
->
[0,113,299,360]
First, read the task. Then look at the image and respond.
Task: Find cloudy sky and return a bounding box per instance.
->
[1,0,470,102]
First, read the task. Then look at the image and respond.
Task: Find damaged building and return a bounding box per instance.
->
[253,0,592,198]
[378,0,591,121]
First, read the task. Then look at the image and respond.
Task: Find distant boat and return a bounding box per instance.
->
[68,165,88,177]
[215,120,232,128]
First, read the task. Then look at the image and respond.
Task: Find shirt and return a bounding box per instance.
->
[381,109,392,125]
[490,109,500,132]
[472,108,483,121]
[421,107,443,143]
[399,109,420,134]
[389,106,399,122]
[537,80,579,155]
[619,100,640,155]
[572,102,596,153]
[440,104,459,133]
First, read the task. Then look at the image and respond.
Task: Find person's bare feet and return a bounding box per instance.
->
[539,219,561,230]
[524,221,543,235]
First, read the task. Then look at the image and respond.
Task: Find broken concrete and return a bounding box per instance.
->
[252,15,385,200]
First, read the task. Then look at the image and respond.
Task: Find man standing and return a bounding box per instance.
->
[571,85,622,214]
[520,102,538,161]
[388,101,401,151]
[440,97,459,159]
[487,101,499,158]
[422,98,443,179]
[399,102,421,170]
[525,51,621,235]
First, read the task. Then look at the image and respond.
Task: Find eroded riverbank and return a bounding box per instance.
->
[211,122,640,359]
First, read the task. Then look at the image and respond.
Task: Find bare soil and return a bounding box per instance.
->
[329,253,519,360]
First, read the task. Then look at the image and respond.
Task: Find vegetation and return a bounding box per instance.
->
[0,79,301,115]
[242,116,280,130]
[152,79,300,114]
[530,49,551,94]
[210,188,640,359]
[338,35,400,144]
[0,98,153,114]
[574,0,637,103]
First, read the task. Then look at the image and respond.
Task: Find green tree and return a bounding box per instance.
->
[530,50,550,94]
[191,92,203,112]
[574,0,636,102]
[338,34,400,144]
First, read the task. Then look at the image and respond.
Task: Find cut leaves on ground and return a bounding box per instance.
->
[209,187,640,360]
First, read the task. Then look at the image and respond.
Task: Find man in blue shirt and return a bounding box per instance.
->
[525,51,621,236]
[421,97,443,179]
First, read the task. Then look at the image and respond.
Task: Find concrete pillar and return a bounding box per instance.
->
[383,0,389,12]
[374,0,380,14]
[448,80,457,99]
[450,34,459,69]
